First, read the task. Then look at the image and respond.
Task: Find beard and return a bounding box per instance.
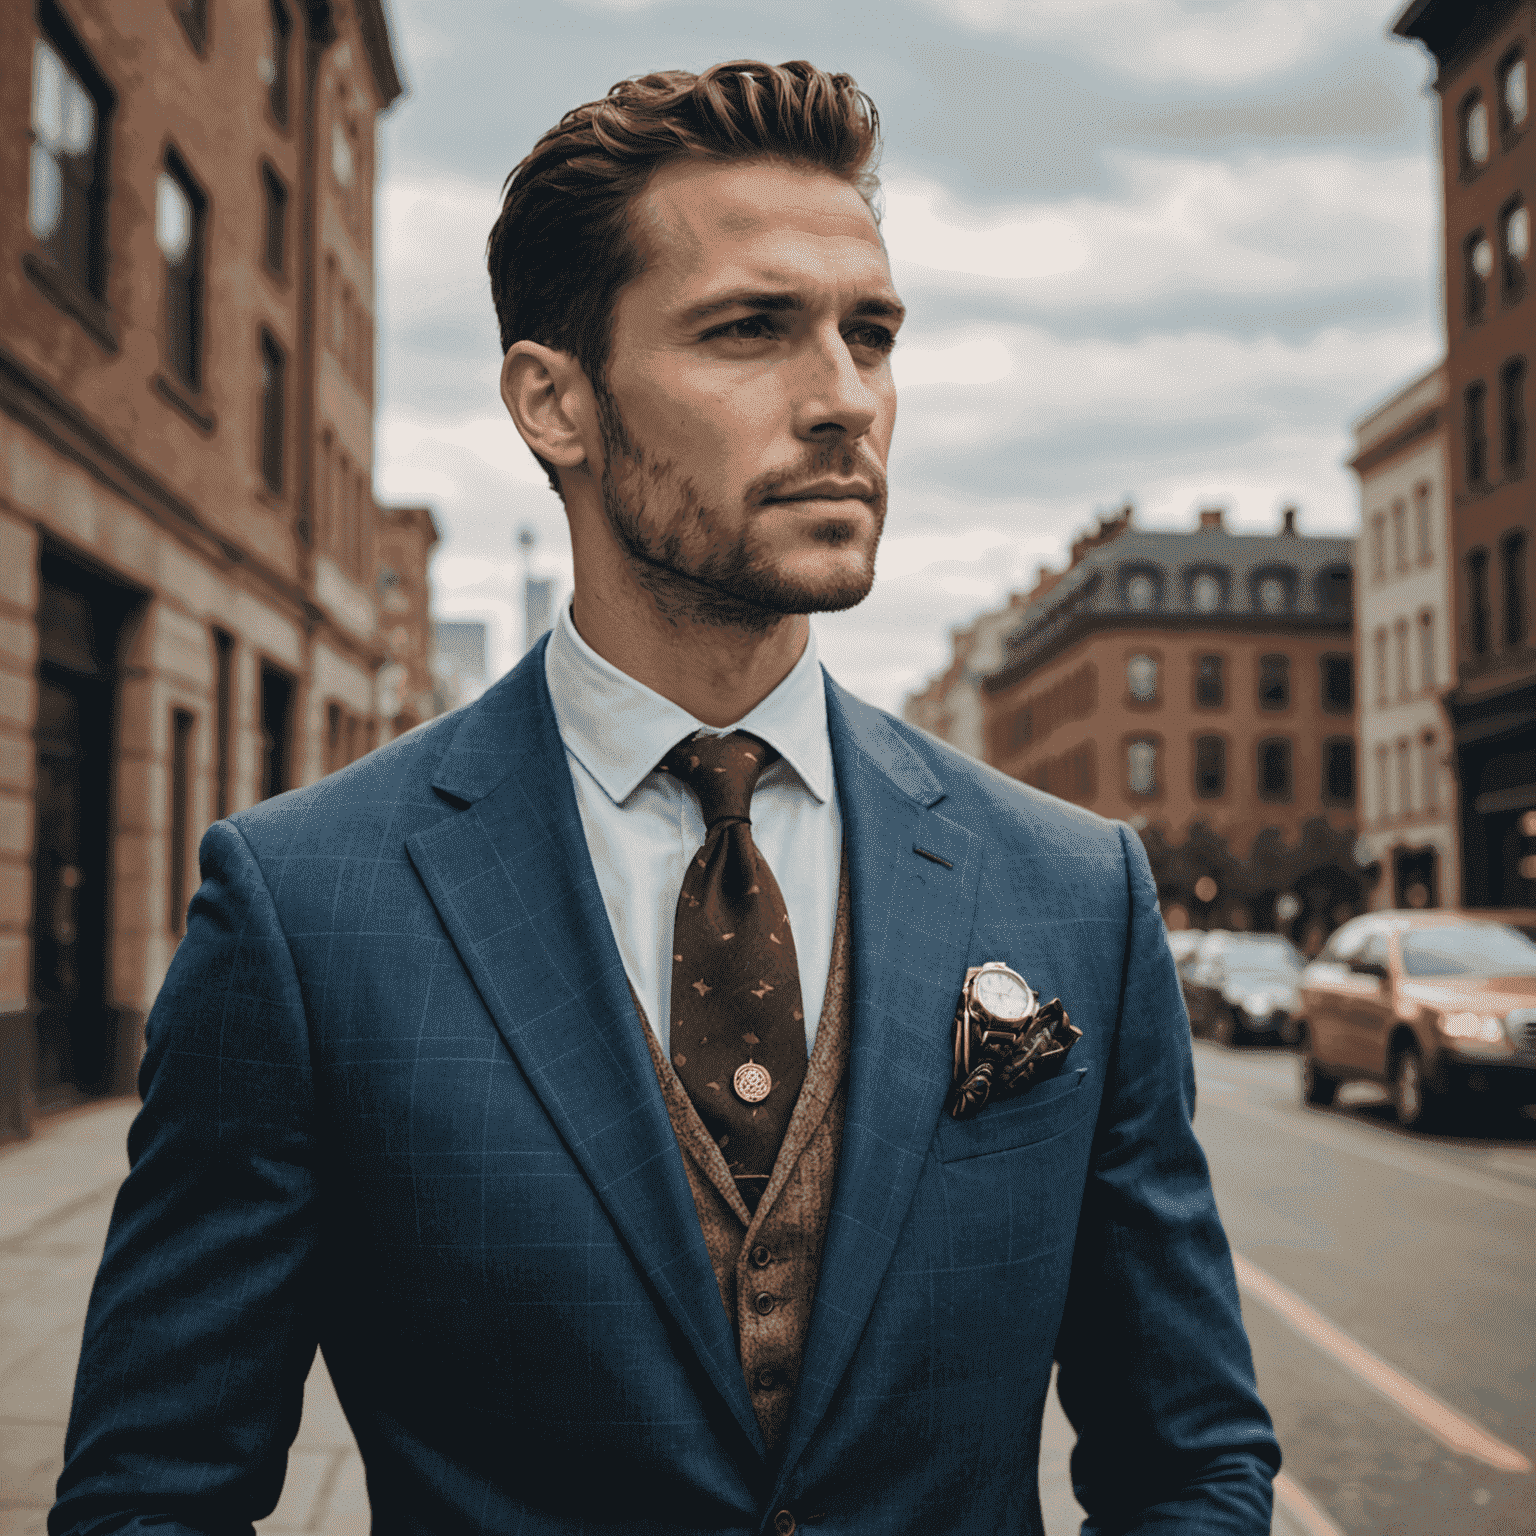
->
[595,386,886,634]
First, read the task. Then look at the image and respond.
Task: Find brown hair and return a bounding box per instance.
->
[487,60,882,491]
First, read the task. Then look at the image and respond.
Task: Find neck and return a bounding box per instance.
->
[569,566,809,729]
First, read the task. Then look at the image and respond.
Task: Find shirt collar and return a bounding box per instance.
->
[544,601,833,808]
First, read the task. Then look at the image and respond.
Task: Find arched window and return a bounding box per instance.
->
[1126,654,1158,702]
[1120,566,1163,612]
[1258,654,1290,710]
[1126,739,1158,797]
[1186,567,1228,613]
[1500,49,1528,141]
[1467,230,1493,321]
[1462,90,1491,173]
[1501,357,1527,473]
[1503,529,1528,646]
[1251,565,1296,614]
[1501,199,1528,301]
[1258,738,1293,801]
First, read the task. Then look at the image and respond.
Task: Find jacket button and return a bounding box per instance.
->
[754,1291,776,1316]
[750,1244,772,1268]
[773,1511,796,1535]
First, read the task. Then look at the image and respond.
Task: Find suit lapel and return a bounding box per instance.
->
[777,677,983,1478]
[404,647,764,1455]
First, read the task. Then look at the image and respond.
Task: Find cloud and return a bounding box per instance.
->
[917,0,1395,86]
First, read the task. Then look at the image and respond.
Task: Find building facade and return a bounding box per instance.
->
[977,508,1361,945]
[1350,362,1461,909]
[1396,0,1536,909]
[375,503,439,739]
[0,0,410,1137]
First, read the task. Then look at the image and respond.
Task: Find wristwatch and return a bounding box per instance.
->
[954,962,1038,1080]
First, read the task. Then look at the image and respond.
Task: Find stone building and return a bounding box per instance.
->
[1396,0,1536,909]
[0,0,411,1137]
[1349,362,1461,909]
[978,507,1361,943]
[375,503,439,740]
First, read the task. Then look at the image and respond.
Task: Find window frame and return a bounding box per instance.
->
[1500,356,1527,476]
[258,327,286,495]
[1194,652,1225,709]
[1322,737,1355,807]
[1320,652,1353,714]
[266,0,292,129]
[1502,528,1528,648]
[260,160,288,278]
[1257,652,1291,712]
[157,145,207,393]
[1417,609,1436,692]
[1414,481,1434,564]
[1193,734,1226,800]
[1125,735,1160,799]
[1501,198,1528,304]
[1466,229,1493,323]
[1184,563,1230,614]
[1468,547,1492,656]
[1250,563,1297,615]
[1500,48,1528,145]
[1125,650,1160,706]
[1466,380,1490,488]
[1119,564,1164,613]
[1461,89,1491,177]
[1257,736,1294,803]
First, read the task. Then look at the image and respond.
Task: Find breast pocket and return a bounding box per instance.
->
[931,1065,1094,1163]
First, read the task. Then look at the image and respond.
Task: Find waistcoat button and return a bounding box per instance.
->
[756,1366,777,1389]
[750,1244,772,1268]
[754,1291,776,1316]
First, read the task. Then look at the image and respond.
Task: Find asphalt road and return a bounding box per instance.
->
[1188,1038,1536,1536]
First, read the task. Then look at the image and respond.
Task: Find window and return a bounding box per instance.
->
[1414,481,1433,563]
[1369,512,1386,580]
[1462,91,1491,171]
[1502,200,1529,301]
[1324,739,1355,805]
[1396,738,1412,818]
[28,30,109,298]
[1466,381,1489,486]
[1194,654,1224,708]
[1127,739,1157,797]
[1194,735,1225,799]
[1258,738,1292,801]
[258,662,294,800]
[1258,653,1289,710]
[1317,564,1352,618]
[212,628,234,819]
[1501,357,1527,474]
[156,153,205,390]
[1321,653,1353,713]
[261,163,287,276]
[259,330,286,494]
[1466,231,1493,321]
[331,117,355,190]
[1252,566,1295,614]
[1421,731,1439,811]
[1189,569,1224,613]
[263,0,292,125]
[1503,529,1528,646]
[1123,568,1161,611]
[1469,548,1492,655]
[173,0,207,51]
[1418,610,1436,691]
[1501,50,1528,139]
[1375,743,1390,820]
[1394,617,1410,701]
[1373,626,1389,704]
[168,708,195,933]
[1390,500,1408,571]
[1127,654,1157,703]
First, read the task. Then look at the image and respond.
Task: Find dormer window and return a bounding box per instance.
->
[1186,567,1228,613]
[1251,566,1296,614]
[1121,567,1163,612]
[1316,565,1352,618]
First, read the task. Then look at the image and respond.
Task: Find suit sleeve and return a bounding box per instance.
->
[1053,824,1281,1535]
[50,820,320,1536]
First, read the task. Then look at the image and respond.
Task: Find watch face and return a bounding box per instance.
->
[973,967,1032,1022]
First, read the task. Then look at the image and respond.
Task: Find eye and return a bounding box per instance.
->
[703,314,779,343]
[845,323,897,355]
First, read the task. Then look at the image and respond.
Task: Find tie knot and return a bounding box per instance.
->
[659,731,778,828]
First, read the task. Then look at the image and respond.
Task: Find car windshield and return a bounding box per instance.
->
[1224,940,1301,973]
[1399,923,1536,978]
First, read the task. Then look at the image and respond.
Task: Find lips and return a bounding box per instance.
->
[762,481,878,505]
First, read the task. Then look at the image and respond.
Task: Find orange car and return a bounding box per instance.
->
[1297,911,1536,1130]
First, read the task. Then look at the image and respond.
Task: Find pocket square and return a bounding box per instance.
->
[948,962,1082,1120]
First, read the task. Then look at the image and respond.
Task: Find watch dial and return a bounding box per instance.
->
[975,968,1031,1021]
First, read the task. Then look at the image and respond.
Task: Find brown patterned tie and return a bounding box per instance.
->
[659,731,808,1213]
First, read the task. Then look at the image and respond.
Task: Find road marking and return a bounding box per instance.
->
[1273,1472,1345,1536]
[1233,1253,1533,1474]
[1207,1095,1536,1211]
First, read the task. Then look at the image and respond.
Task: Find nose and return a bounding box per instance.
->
[791,322,882,444]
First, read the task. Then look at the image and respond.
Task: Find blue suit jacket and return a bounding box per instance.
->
[52,646,1278,1535]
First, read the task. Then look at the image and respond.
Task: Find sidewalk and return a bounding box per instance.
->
[0,1100,1097,1535]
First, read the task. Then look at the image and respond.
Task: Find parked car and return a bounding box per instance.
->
[1166,929,1203,968]
[1182,932,1304,1046]
[1296,911,1536,1129]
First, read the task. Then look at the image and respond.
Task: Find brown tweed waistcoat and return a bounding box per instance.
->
[632,856,851,1451]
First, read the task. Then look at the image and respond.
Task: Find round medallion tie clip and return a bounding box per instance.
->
[733,1061,772,1103]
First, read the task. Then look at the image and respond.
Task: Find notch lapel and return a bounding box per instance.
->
[404,648,764,1456]
[776,678,984,1479]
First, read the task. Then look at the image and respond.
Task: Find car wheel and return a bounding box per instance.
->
[1391,1044,1449,1131]
[1301,1053,1337,1106]
[1212,1009,1241,1048]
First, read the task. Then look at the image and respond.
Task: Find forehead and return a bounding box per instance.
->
[630,157,891,297]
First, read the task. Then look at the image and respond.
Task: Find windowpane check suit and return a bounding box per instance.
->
[51,640,1279,1535]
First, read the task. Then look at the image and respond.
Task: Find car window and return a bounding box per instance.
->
[1323,920,1370,963]
[1359,932,1391,970]
[1400,923,1536,978]
[1225,937,1302,972]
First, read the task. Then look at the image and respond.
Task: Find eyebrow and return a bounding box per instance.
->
[686,290,906,323]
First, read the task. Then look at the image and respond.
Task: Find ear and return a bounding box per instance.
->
[500,341,597,480]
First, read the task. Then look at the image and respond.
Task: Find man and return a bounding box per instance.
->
[53,60,1279,1536]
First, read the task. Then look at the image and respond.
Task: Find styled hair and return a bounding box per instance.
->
[487,60,882,491]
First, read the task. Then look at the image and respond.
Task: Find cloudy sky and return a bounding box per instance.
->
[373,0,1445,712]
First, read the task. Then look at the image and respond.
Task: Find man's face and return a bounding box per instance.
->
[597,157,903,630]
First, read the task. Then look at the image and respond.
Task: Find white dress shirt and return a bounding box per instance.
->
[544,603,842,1057]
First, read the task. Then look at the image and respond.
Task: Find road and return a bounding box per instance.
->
[5,1049,1534,1534]
[1186,1038,1536,1536]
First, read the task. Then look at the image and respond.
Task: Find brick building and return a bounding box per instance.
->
[1349,361,1461,909]
[0,0,416,1137]
[375,503,439,739]
[975,507,1361,942]
[1395,0,1536,908]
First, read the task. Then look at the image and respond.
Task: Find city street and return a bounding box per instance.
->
[3,1043,1533,1534]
